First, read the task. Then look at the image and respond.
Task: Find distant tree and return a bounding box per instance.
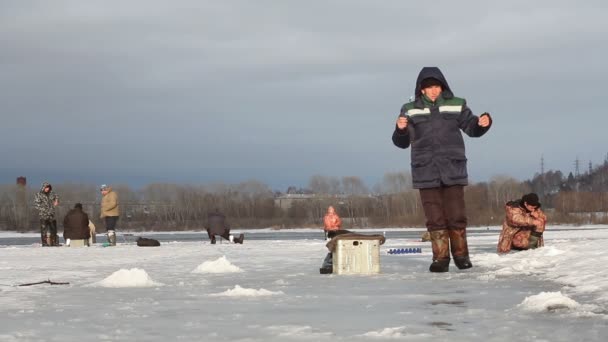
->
[341,176,368,196]
[309,175,330,195]
[376,171,411,194]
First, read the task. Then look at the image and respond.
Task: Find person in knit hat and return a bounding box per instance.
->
[392,67,492,272]
[497,193,547,253]
[100,184,119,246]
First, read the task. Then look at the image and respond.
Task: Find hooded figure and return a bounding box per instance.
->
[394,67,491,189]
[33,182,60,246]
[392,67,492,272]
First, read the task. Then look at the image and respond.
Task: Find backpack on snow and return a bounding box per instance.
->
[136,237,161,247]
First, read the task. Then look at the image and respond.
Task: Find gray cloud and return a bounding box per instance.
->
[1,0,607,189]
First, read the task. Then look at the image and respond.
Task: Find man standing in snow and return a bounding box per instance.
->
[497,193,546,253]
[206,209,244,244]
[34,182,60,246]
[100,184,119,246]
[392,67,492,272]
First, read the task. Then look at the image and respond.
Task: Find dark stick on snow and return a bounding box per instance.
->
[18,279,70,287]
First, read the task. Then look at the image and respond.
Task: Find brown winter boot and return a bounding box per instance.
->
[449,228,472,269]
[429,230,450,272]
[41,233,49,246]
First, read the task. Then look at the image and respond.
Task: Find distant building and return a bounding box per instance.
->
[274,194,315,210]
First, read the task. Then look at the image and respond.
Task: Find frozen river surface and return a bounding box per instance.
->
[1,226,607,341]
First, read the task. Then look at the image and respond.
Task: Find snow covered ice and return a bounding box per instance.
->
[1,227,607,341]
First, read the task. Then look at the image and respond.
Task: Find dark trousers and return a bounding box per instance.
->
[419,185,467,232]
[40,219,57,237]
[105,216,119,231]
[207,230,230,242]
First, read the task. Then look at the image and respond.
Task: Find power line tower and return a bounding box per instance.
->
[540,154,545,175]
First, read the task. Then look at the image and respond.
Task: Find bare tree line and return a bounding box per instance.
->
[1,166,608,231]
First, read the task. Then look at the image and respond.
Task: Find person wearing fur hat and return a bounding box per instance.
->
[497,193,547,254]
[392,67,492,272]
[100,184,119,246]
[33,182,60,246]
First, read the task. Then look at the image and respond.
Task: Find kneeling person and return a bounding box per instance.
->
[497,193,546,254]
[63,203,91,247]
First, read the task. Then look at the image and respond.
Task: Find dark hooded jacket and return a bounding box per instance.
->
[392,67,492,189]
[206,211,229,236]
[33,182,59,219]
[63,207,91,240]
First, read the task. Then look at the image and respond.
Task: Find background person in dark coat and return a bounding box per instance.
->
[392,67,492,273]
[206,209,244,244]
[63,203,91,247]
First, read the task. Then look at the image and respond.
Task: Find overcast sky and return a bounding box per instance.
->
[1,0,607,191]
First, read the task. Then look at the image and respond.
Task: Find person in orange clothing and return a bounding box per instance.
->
[323,206,342,239]
[320,206,345,274]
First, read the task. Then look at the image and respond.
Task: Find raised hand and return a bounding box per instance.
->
[396,115,408,130]
[478,113,491,127]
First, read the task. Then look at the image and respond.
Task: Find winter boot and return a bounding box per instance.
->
[234,234,244,244]
[51,234,60,246]
[41,233,49,247]
[107,230,116,246]
[449,228,472,269]
[429,230,450,273]
[44,234,52,247]
[210,236,216,244]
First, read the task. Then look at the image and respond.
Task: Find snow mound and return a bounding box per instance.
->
[265,325,333,338]
[517,291,579,312]
[96,268,162,288]
[192,256,242,274]
[475,247,562,277]
[360,326,432,339]
[209,285,283,297]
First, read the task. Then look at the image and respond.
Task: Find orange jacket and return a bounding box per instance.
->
[323,206,342,231]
